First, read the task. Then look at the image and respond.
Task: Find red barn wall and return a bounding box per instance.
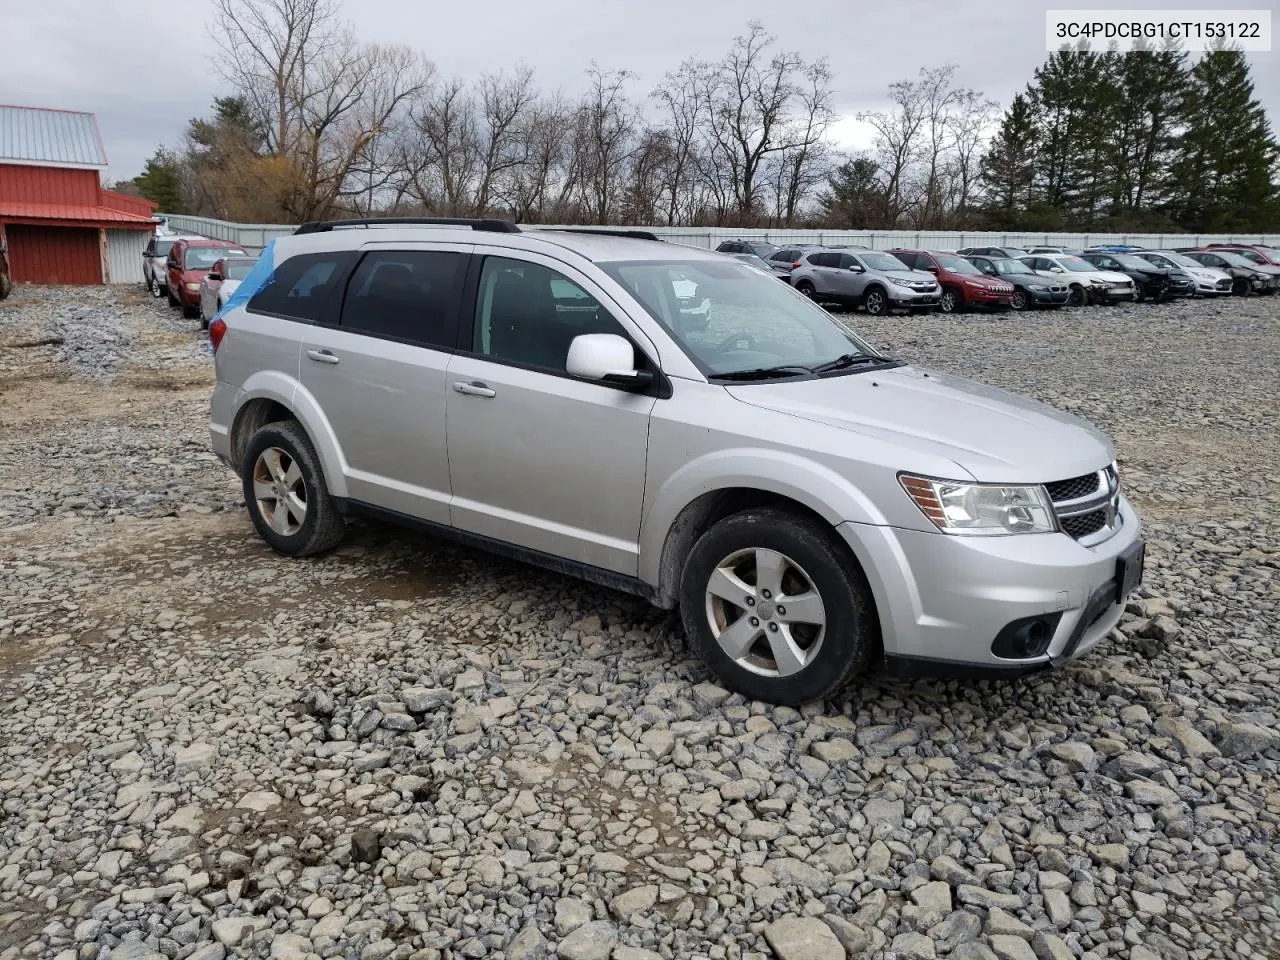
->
[0,164,101,206]
[6,224,102,284]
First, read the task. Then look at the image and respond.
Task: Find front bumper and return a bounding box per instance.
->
[888,287,940,309]
[965,289,1014,310]
[1027,288,1069,306]
[838,495,1142,673]
[1091,284,1136,303]
[1194,279,1232,296]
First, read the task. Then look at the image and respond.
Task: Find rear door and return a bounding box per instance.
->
[298,243,470,524]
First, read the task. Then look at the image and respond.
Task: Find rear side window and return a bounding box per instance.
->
[339,251,465,347]
[248,251,354,322]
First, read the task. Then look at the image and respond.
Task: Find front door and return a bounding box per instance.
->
[298,244,470,524]
[445,251,656,575]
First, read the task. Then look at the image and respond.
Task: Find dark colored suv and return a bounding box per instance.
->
[890,249,1014,313]
[716,239,780,259]
[1080,252,1194,302]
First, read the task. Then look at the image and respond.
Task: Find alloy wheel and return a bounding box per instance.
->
[939,290,957,313]
[704,547,827,678]
[865,290,886,315]
[1011,290,1027,310]
[253,446,307,536]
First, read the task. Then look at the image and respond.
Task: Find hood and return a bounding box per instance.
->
[954,272,1012,292]
[1189,266,1229,281]
[1083,269,1131,284]
[884,269,938,284]
[727,365,1114,483]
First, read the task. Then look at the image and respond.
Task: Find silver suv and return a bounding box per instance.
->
[790,250,940,315]
[209,218,1144,705]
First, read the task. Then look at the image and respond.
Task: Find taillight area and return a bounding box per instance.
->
[791,261,801,269]
[209,317,227,353]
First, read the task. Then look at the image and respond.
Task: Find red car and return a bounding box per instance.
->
[1203,243,1280,268]
[889,249,1015,313]
[166,239,248,318]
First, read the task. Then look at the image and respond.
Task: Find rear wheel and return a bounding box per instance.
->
[241,421,346,557]
[863,287,888,316]
[679,508,878,705]
[939,288,962,314]
[795,280,816,300]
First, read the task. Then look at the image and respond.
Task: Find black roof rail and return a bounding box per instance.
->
[538,228,663,242]
[294,217,520,235]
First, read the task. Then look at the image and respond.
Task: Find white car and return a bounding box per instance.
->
[1018,254,1135,306]
[1135,251,1234,296]
[198,256,257,328]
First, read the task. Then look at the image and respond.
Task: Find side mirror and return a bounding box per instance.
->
[924,265,939,274]
[848,264,864,273]
[566,334,652,389]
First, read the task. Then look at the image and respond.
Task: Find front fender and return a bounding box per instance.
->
[638,447,888,587]
[233,372,349,499]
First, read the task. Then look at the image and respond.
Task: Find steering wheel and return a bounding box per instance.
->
[715,333,756,354]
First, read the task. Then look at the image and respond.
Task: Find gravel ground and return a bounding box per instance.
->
[1,285,1277,960]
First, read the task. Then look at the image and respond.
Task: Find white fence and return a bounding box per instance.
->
[156,213,1280,256]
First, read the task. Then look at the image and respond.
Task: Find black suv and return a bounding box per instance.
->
[957,246,1028,259]
[1080,252,1194,302]
[716,239,780,259]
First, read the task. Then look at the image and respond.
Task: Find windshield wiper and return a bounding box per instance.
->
[714,364,814,381]
[811,353,892,374]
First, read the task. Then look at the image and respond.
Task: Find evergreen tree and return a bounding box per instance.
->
[980,93,1039,218]
[1167,48,1279,230]
[816,157,882,227]
[131,148,184,212]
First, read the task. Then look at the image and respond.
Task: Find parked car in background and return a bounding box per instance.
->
[1018,254,1134,305]
[716,239,780,259]
[956,246,1028,259]
[1133,251,1233,296]
[1025,246,1083,256]
[725,252,778,278]
[964,256,1069,310]
[790,249,940,315]
[198,256,258,328]
[210,217,1143,705]
[826,244,871,251]
[889,249,1014,313]
[1080,252,1194,301]
[1203,243,1280,268]
[143,231,205,297]
[1176,249,1279,295]
[764,244,824,282]
[0,227,10,300]
[1085,244,1147,254]
[166,239,249,318]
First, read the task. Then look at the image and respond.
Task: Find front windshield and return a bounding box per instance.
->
[225,260,255,280]
[862,252,911,272]
[992,259,1034,276]
[1213,251,1259,269]
[1152,252,1199,268]
[187,247,245,268]
[600,259,883,377]
[1058,256,1097,273]
[933,253,981,275]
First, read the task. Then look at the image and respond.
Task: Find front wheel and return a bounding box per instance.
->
[1231,278,1250,296]
[863,287,888,316]
[148,275,163,298]
[938,288,961,314]
[1010,289,1028,311]
[679,508,878,705]
[242,421,346,557]
[1066,285,1086,307]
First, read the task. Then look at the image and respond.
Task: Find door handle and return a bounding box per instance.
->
[453,380,496,398]
[306,349,340,365]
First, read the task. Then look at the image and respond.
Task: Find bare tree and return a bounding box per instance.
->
[474,68,537,214]
[571,65,639,224]
[858,77,927,226]
[399,77,479,214]
[769,60,837,224]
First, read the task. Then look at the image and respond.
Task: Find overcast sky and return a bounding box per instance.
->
[2,0,1275,181]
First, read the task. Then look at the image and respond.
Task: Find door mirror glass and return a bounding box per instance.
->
[1050,265,1064,273]
[566,333,649,388]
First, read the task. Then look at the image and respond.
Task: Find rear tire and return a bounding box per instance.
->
[679,508,878,705]
[795,280,816,300]
[241,421,346,557]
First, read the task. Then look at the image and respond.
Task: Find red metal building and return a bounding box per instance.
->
[0,105,157,285]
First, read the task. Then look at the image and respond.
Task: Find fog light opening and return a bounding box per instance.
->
[992,613,1063,660]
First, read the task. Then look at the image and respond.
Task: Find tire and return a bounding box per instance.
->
[1010,289,1028,311]
[1133,283,1147,303]
[148,275,163,298]
[863,286,888,316]
[182,298,198,319]
[167,284,179,308]
[795,280,816,299]
[1231,278,1249,296]
[938,287,962,314]
[1066,284,1086,307]
[241,421,346,557]
[679,507,878,705]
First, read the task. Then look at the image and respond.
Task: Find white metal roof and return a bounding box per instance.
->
[0,104,108,169]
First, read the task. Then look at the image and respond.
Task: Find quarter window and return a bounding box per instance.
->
[247,251,354,322]
[339,251,465,347]
[472,257,627,373]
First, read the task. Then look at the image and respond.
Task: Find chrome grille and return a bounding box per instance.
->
[1048,466,1121,543]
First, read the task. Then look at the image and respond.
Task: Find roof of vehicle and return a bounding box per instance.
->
[176,238,248,249]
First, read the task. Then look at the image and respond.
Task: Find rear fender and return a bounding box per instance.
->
[233,372,349,499]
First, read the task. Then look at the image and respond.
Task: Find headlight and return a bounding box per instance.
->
[899,474,1057,536]
[889,276,916,287]
[186,282,200,291]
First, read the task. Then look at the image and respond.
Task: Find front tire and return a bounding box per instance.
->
[1010,289,1028,311]
[679,508,878,705]
[1066,284,1086,307]
[241,421,346,557]
[863,287,888,316]
[939,288,962,314]
[1231,278,1250,296]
